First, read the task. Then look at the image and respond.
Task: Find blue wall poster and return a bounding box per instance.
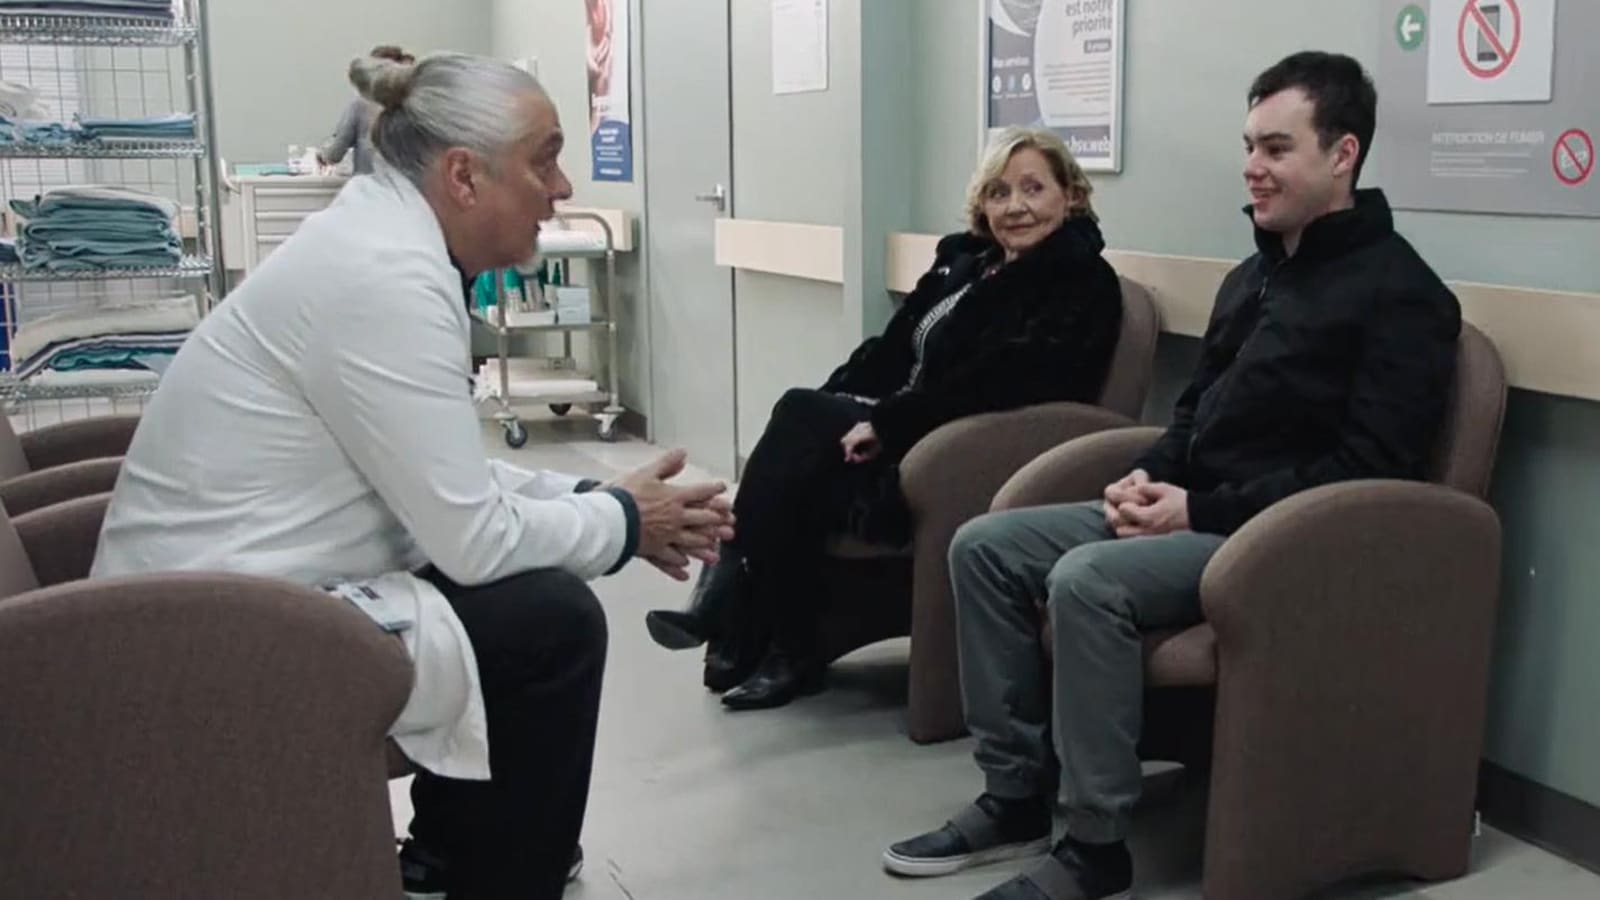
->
[586,0,633,182]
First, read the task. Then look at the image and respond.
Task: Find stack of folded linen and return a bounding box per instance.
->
[0,238,18,264]
[0,80,50,121]
[77,112,196,142]
[10,295,197,383]
[9,185,181,272]
[0,0,175,20]
[0,115,76,146]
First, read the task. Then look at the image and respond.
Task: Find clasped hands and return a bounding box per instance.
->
[609,449,736,581]
[840,421,881,464]
[1102,468,1190,538]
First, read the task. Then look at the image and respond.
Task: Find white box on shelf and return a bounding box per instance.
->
[553,286,592,324]
[502,305,556,328]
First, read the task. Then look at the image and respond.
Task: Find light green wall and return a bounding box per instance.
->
[912,0,1600,806]
[852,0,915,337]
[729,0,860,456]
[730,0,851,225]
[207,0,491,167]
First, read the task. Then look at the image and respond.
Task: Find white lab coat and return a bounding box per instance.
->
[92,165,633,780]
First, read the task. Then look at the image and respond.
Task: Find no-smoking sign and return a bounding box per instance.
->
[1458,0,1521,79]
[1553,129,1595,187]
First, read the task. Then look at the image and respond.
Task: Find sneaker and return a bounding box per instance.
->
[883,796,1052,878]
[399,839,584,898]
[973,836,1133,899]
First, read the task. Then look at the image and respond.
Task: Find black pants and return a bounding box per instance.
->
[408,568,608,900]
[731,388,910,655]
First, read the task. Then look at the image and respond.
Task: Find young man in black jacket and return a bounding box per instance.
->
[883,52,1461,900]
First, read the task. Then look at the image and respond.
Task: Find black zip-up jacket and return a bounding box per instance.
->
[1132,189,1461,536]
[822,216,1124,459]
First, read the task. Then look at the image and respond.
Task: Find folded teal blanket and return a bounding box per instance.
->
[37,346,176,374]
[9,189,181,271]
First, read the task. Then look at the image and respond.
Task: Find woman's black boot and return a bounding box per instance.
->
[644,550,744,650]
[703,601,769,693]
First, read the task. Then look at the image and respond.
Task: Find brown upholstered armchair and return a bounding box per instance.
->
[981,324,1507,899]
[0,493,415,899]
[0,413,139,516]
[811,278,1161,742]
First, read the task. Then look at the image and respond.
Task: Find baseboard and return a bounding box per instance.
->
[618,408,648,441]
[1479,761,1600,875]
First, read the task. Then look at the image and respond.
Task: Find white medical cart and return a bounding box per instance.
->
[474,211,624,446]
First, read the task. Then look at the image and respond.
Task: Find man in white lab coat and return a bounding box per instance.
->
[92,53,732,900]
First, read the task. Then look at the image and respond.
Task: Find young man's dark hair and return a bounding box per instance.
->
[1248,50,1378,183]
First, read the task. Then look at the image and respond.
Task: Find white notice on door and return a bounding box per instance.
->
[772,0,828,95]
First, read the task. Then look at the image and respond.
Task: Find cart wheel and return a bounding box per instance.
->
[548,403,573,416]
[504,420,529,449]
[597,419,619,442]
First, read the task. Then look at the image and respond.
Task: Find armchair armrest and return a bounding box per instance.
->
[1197,480,1502,870]
[13,492,112,587]
[992,426,1163,511]
[0,457,122,517]
[1201,479,1501,663]
[901,401,1136,521]
[18,414,139,472]
[0,572,414,898]
[898,401,1134,743]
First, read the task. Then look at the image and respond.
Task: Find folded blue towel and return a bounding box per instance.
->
[78,112,196,141]
[11,190,177,220]
[10,186,182,272]
[0,1,176,20]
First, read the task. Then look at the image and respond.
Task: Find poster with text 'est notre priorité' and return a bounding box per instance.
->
[986,0,1125,173]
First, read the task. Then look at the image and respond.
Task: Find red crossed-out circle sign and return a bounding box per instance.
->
[1553,129,1595,187]
[1457,0,1522,80]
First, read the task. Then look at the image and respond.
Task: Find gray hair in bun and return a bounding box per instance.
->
[348,52,548,185]
[349,55,416,110]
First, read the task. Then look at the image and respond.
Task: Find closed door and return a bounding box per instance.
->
[642,0,737,478]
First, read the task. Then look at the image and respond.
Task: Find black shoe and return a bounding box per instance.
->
[973,836,1133,899]
[399,839,584,897]
[703,633,764,693]
[703,587,770,693]
[399,838,449,900]
[883,795,1052,878]
[646,551,744,650]
[720,646,825,710]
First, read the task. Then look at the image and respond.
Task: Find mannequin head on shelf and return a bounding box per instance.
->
[350,52,573,277]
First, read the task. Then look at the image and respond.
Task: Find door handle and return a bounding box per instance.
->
[694,183,727,212]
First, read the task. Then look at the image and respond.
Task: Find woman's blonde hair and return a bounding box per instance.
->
[964,127,1097,237]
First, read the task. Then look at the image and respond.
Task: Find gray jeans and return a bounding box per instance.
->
[950,501,1224,843]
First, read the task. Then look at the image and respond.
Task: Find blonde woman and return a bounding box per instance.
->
[646,127,1125,711]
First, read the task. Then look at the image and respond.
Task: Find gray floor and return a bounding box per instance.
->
[390,414,1600,900]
